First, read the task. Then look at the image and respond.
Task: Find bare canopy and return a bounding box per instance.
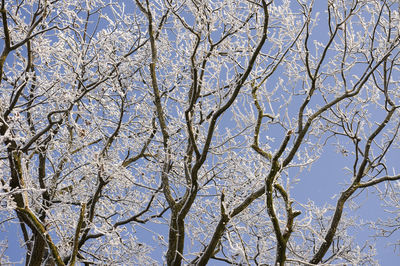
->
[1,0,400,265]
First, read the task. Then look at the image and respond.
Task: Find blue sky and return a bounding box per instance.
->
[1,0,400,265]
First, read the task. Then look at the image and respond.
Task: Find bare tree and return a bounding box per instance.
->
[1,0,400,265]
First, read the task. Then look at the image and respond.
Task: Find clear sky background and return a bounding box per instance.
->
[1,0,400,265]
